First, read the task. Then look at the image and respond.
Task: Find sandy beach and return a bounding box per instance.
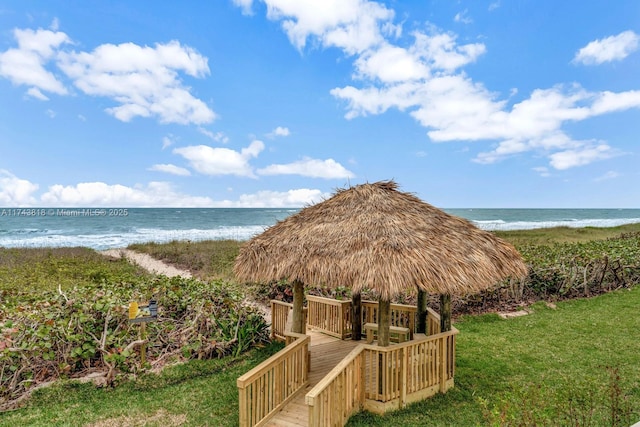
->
[101,249,192,278]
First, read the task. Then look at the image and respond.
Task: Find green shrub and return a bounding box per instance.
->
[0,276,268,407]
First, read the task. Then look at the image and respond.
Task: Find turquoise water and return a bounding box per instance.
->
[1,208,639,250]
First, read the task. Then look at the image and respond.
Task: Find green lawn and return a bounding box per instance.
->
[3,287,638,426]
[347,287,640,426]
[0,343,283,427]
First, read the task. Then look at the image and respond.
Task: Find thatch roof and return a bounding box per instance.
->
[234,181,528,300]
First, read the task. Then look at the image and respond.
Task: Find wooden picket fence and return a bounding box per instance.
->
[237,314,310,427]
[306,328,458,426]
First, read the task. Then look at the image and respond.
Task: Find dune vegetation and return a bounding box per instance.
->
[1,223,639,425]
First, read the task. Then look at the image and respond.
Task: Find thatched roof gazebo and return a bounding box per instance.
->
[234,181,527,346]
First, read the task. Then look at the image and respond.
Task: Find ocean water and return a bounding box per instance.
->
[1,207,639,250]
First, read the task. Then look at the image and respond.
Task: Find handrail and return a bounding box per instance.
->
[270,300,292,341]
[360,328,458,405]
[305,327,458,426]
[237,328,310,427]
[307,295,352,339]
[306,344,366,427]
[362,300,419,335]
[271,300,308,341]
[241,298,456,426]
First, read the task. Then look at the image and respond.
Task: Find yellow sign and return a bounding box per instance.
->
[128,300,158,323]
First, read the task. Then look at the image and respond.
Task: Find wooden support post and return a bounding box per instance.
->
[292,279,305,334]
[352,292,362,341]
[140,322,147,367]
[439,293,452,332]
[417,288,427,334]
[439,335,446,393]
[378,298,391,347]
[400,347,407,408]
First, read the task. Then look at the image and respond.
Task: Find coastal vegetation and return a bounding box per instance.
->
[0,248,268,411]
[1,223,639,424]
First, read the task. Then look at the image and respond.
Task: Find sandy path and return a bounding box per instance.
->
[101,249,192,278]
[100,249,271,324]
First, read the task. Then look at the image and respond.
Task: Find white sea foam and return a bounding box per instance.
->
[474,218,640,231]
[0,226,267,250]
[2,208,639,250]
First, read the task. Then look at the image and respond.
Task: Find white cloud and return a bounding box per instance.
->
[352,30,484,84]
[267,126,291,138]
[258,157,355,179]
[0,169,327,207]
[247,3,639,171]
[233,0,254,15]
[0,28,70,95]
[594,171,620,182]
[0,25,216,126]
[590,90,640,115]
[57,40,215,125]
[27,87,49,100]
[148,164,191,176]
[162,135,176,150]
[354,43,430,83]
[532,166,550,177]
[40,184,326,208]
[173,140,265,177]
[199,128,229,143]
[40,181,215,207]
[0,170,39,206]
[574,30,639,65]
[46,108,56,118]
[335,72,640,170]
[549,144,616,170]
[411,30,486,72]
[454,9,472,24]
[263,0,396,54]
[221,188,327,207]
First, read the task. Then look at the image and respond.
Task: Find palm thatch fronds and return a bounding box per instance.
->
[234,181,527,300]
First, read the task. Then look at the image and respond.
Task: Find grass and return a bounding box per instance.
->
[0,247,150,294]
[3,288,638,425]
[494,222,640,246]
[346,287,640,426]
[128,240,240,281]
[0,342,283,427]
[3,224,640,425]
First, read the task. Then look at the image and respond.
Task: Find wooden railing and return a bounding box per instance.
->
[270,300,307,341]
[362,300,441,337]
[307,295,352,339]
[306,328,458,426]
[275,297,440,342]
[237,330,310,427]
[306,345,365,427]
[427,306,441,336]
[362,300,417,334]
[244,298,454,426]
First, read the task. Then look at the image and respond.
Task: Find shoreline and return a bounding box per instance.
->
[1,214,640,251]
[0,218,640,252]
[2,221,640,251]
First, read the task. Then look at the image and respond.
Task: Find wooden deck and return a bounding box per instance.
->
[265,329,360,427]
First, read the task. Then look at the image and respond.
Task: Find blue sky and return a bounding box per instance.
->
[1,1,639,208]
